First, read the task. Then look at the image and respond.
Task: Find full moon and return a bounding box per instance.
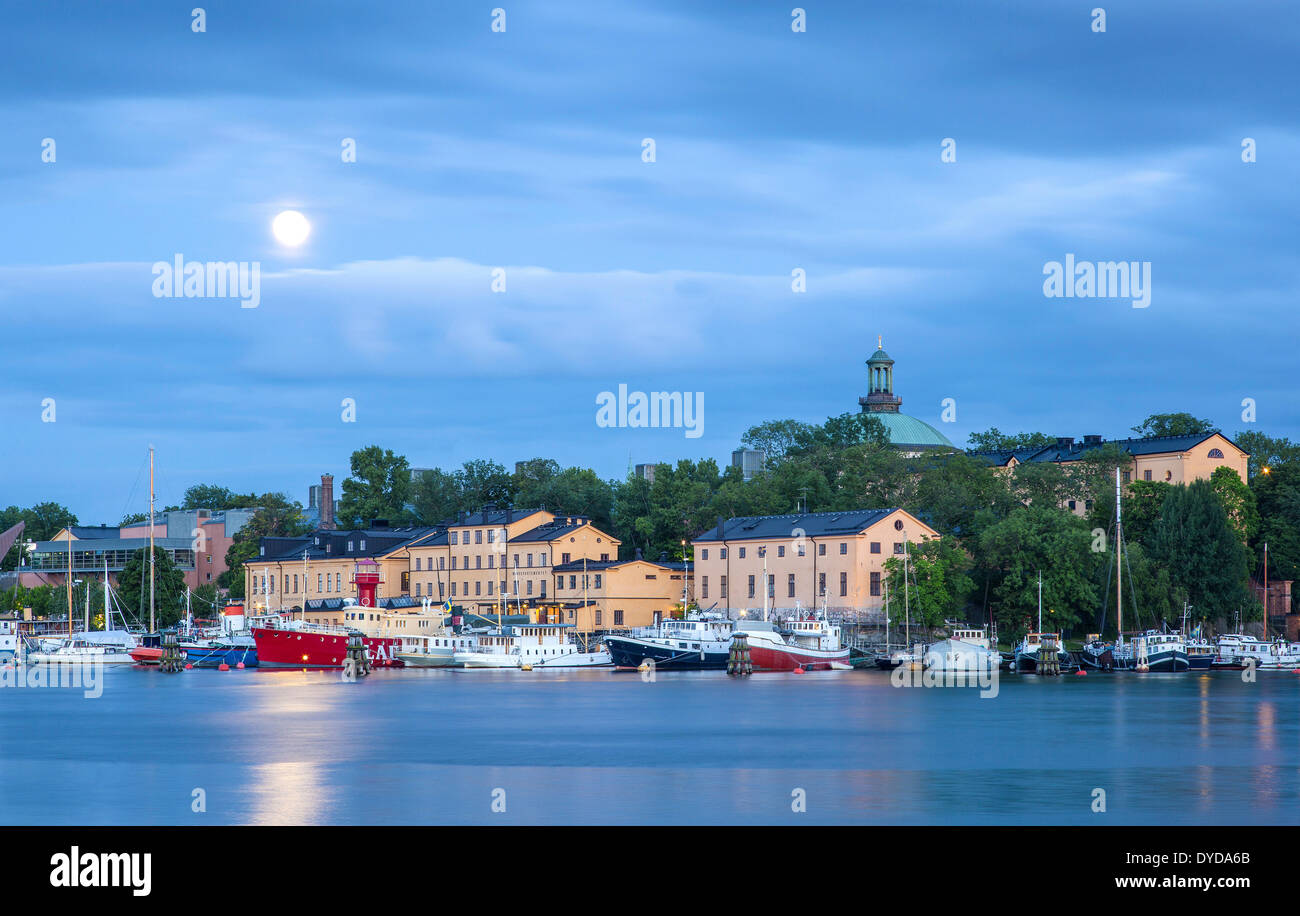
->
[272,210,311,247]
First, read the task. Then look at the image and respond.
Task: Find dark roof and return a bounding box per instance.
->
[694,508,903,542]
[69,526,120,539]
[970,432,1239,466]
[450,507,548,528]
[508,517,594,544]
[259,526,439,562]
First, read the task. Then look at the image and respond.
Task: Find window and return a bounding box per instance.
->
[1165,470,1173,481]
[317,573,323,592]
[1068,500,1077,510]
[540,553,547,565]
[488,555,494,569]
[594,574,602,588]
[797,543,805,557]
[702,549,709,560]
[720,575,728,598]
[1144,469,1152,481]
[739,547,746,559]
[540,580,546,597]
[451,556,458,570]
[527,553,533,567]
[1208,448,1224,459]
[1085,500,1093,511]
[415,583,421,596]
[595,610,602,627]
[359,539,365,550]
[415,558,422,571]
[839,571,847,597]
[439,557,445,570]
[767,575,775,598]
[569,575,577,590]
[562,553,571,564]
[513,554,519,568]
[839,542,847,555]
[475,581,481,596]
[818,572,826,595]
[701,577,709,599]
[475,556,482,569]
[720,548,727,560]
[556,577,563,591]
[487,581,494,595]
[487,530,495,543]
[450,532,458,545]
[1123,471,1132,483]
[475,530,483,544]
[870,542,881,554]
[614,610,624,626]
[600,553,609,561]
[747,575,756,599]
[787,573,795,598]
[526,580,533,595]
[451,582,457,596]
[818,543,826,556]
[870,571,881,597]
[777,545,785,558]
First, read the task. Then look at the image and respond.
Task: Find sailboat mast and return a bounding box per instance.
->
[903,538,910,647]
[66,530,73,636]
[762,549,769,622]
[1037,570,1042,633]
[148,445,156,633]
[104,557,111,633]
[1115,466,1122,639]
[84,578,90,633]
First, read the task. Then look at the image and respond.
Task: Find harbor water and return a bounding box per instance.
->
[1,666,1298,825]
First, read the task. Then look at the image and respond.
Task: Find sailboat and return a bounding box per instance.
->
[1013,571,1070,673]
[29,557,139,665]
[874,538,923,669]
[1079,468,1188,672]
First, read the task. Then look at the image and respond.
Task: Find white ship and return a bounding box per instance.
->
[1215,634,1300,670]
[924,627,1002,674]
[454,623,611,668]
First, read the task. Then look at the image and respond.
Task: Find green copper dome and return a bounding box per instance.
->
[870,412,955,448]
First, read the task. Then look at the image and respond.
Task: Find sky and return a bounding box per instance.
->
[1,0,1297,525]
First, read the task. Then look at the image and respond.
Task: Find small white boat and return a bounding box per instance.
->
[397,632,479,667]
[27,630,139,665]
[454,624,611,669]
[924,628,1001,674]
[1215,634,1300,670]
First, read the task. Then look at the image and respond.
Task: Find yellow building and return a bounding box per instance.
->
[692,508,939,619]
[550,553,693,631]
[975,432,1249,514]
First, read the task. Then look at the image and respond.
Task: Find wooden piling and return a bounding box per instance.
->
[727,634,752,676]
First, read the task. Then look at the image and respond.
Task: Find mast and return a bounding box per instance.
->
[84,577,91,633]
[104,557,111,633]
[66,530,73,636]
[301,550,308,623]
[762,549,769,622]
[1037,570,1042,634]
[148,445,156,634]
[1115,467,1122,641]
[583,555,589,635]
[903,537,911,648]
[1263,541,1269,631]
[883,574,890,650]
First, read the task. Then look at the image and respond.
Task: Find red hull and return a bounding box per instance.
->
[251,627,403,668]
[748,644,849,671]
[130,647,164,665]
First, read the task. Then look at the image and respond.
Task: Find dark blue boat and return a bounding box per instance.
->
[181,640,258,668]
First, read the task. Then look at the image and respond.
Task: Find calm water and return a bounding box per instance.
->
[1,665,1297,825]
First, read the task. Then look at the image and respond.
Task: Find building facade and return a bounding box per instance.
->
[692,508,939,619]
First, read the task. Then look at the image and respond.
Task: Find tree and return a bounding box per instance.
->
[338,445,413,527]
[116,547,188,629]
[1147,480,1249,619]
[1209,466,1259,546]
[456,459,515,510]
[119,512,148,526]
[411,467,464,525]
[219,492,309,597]
[1130,413,1216,438]
[1235,430,1300,480]
[975,507,1099,638]
[182,484,257,510]
[910,453,1014,541]
[1009,461,1074,510]
[966,428,1054,452]
[740,419,819,468]
[882,536,973,628]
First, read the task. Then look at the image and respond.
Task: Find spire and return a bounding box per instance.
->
[860,339,902,414]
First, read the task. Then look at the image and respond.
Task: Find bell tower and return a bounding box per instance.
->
[859,335,903,413]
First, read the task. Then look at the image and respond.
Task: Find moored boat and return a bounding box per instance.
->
[743,606,850,671]
[454,623,610,668]
[924,627,1001,674]
[605,611,735,670]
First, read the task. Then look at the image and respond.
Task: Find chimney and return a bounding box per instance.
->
[320,474,336,530]
[1083,434,1103,446]
[1055,437,1075,449]
[506,507,514,524]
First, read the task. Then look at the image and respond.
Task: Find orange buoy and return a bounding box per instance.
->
[792,666,805,674]
[184,663,193,670]
[1075,669,1087,676]
[236,662,245,669]
[218,663,230,671]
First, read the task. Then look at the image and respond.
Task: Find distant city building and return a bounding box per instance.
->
[19,509,256,592]
[730,449,765,481]
[634,463,657,484]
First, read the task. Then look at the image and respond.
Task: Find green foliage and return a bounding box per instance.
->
[882,536,973,627]
[976,507,1099,638]
[1209,466,1259,545]
[181,484,258,510]
[338,445,414,527]
[1130,412,1216,438]
[116,547,188,629]
[1235,430,1300,480]
[0,502,78,570]
[966,428,1054,452]
[1147,480,1249,619]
